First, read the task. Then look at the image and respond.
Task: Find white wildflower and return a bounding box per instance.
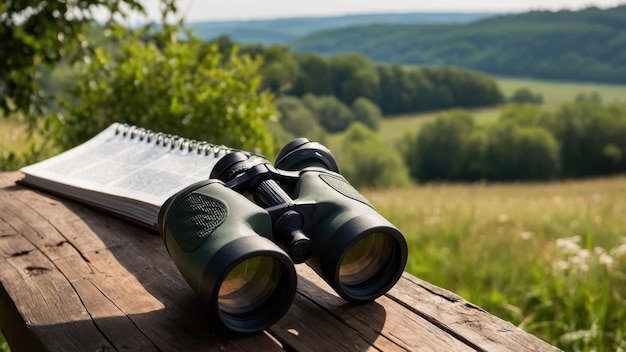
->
[598,253,614,268]
[611,243,626,261]
[556,236,582,255]
[519,231,534,240]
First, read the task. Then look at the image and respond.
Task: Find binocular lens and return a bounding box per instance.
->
[339,232,394,287]
[218,256,281,316]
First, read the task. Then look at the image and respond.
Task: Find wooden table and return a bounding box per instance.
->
[0,172,561,351]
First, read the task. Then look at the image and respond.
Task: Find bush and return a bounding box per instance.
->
[274,95,325,142]
[405,110,476,181]
[302,94,355,133]
[510,87,544,105]
[350,97,383,131]
[498,103,545,126]
[405,108,562,182]
[51,26,276,156]
[336,123,410,189]
[484,123,560,180]
[538,102,626,177]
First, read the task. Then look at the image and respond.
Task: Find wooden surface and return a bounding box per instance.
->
[0,171,561,351]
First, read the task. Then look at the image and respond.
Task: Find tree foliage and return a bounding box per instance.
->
[336,123,410,189]
[510,87,544,105]
[302,94,355,133]
[350,97,382,131]
[405,110,477,181]
[0,0,157,121]
[53,25,275,155]
[208,37,505,117]
[483,123,560,180]
[274,95,325,142]
[538,101,626,177]
[402,102,626,182]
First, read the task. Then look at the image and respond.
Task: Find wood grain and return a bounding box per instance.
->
[0,172,561,351]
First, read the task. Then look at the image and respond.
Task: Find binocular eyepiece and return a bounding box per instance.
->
[158,139,408,334]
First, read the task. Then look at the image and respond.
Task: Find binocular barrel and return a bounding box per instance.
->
[287,169,407,303]
[275,139,407,303]
[159,138,408,334]
[158,180,297,334]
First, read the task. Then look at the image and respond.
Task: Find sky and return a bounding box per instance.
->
[157,0,625,22]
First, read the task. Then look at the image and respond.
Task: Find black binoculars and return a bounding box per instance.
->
[158,139,408,334]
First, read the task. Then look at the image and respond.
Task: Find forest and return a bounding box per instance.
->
[291,5,626,84]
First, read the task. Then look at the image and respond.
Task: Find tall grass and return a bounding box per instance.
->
[363,176,626,351]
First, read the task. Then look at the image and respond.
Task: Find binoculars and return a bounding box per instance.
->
[158,139,408,334]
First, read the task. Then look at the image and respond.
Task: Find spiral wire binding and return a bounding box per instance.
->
[114,123,246,157]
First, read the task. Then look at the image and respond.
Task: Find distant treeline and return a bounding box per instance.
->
[405,100,626,182]
[291,6,626,84]
[212,37,504,120]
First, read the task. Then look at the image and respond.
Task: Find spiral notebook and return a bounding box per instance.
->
[19,123,247,229]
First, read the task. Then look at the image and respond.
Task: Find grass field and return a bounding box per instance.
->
[496,76,626,107]
[363,176,626,351]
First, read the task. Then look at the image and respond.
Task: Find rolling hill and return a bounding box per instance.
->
[186,12,493,45]
[290,6,626,84]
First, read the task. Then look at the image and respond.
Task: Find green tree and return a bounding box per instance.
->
[337,123,410,188]
[52,25,276,155]
[274,95,325,142]
[255,45,300,94]
[350,97,383,131]
[498,103,545,126]
[302,94,355,133]
[484,123,560,180]
[538,101,626,177]
[291,52,333,96]
[0,0,158,122]
[510,87,544,104]
[328,54,373,103]
[575,91,603,103]
[406,110,476,181]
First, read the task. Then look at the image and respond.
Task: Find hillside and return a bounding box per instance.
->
[290,6,626,84]
[186,12,493,45]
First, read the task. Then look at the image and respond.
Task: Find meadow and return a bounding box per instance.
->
[364,176,626,351]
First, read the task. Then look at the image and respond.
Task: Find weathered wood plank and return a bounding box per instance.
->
[387,274,561,352]
[0,231,114,351]
[290,265,475,351]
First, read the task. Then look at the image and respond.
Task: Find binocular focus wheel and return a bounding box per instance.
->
[210,151,250,181]
[275,139,339,173]
[275,138,310,163]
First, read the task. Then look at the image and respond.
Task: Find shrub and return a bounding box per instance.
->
[51,27,276,155]
[302,94,355,133]
[484,123,560,181]
[538,102,626,177]
[274,95,325,142]
[510,87,544,105]
[336,123,410,189]
[350,97,383,131]
[405,110,476,181]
